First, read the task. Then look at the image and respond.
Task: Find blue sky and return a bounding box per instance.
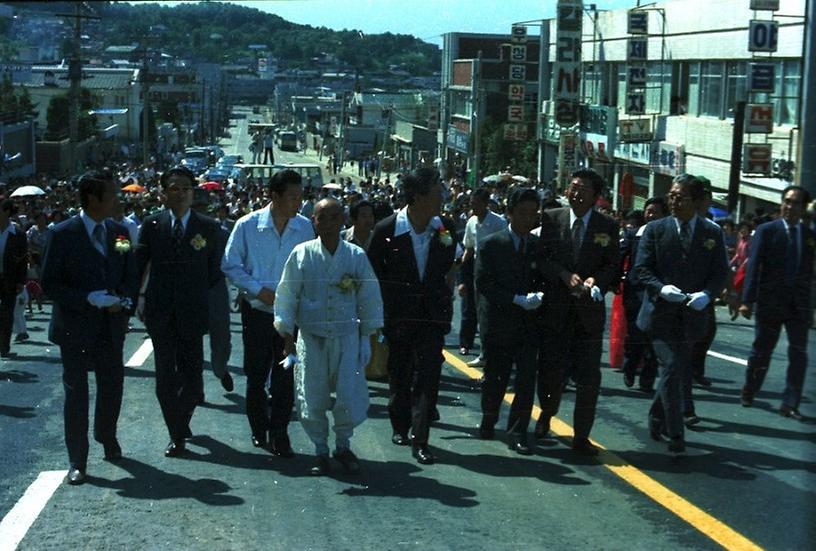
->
[142,1,639,45]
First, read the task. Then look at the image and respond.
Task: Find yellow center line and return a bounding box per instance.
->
[442,350,763,551]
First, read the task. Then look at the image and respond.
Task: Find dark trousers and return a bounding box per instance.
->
[481,337,538,435]
[622,291,657,385]
[387,327,444,445]
[0,289,15,354]
[649,312,690,440]
[458,269,477,349]
[208,279,232,379]
[537,312,602,440]
[240,301,290,438]
[745,306,809,409]
[690,304,717,379]
[61,343,124,470]
[152,332,204,442]
[263,147,275,164]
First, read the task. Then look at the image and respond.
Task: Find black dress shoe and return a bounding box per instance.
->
[14,333,29,343]
[693,375,712,387]
[251,434,267,448]
[639,381,655,393]
[508,437,533,455]
[740,387,754,407]
[571,437,599,457]
[271,435,295,458]
[66,467,86,485]
[103,439,123,461]
[432,407,440,422]
[0,351,17,359]
[164,440,186,457]
[412,444,435,465]
[623,371,635,388]
[333,448,361,474]
[310,455,331,476]
[649,417,664,441]
[391,432,409,446]
[684,413,701,427]
[533,417,550,440]
[668,437,686,455]
[220,372,234,392]
[780,405,804,420]
[478,423,495,440]
[459,347,469,356]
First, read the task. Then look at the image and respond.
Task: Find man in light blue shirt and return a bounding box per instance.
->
[222,169,314,456]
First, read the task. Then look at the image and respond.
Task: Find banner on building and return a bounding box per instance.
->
[748,20,779,52]
[619,118,653,142]
[744,103,773,133]
[742,143,772,175]
[748,62,776,92]
[511,24,527,44]
[427,104,439,132]
[627,10,649,34]
[558,130,578,187]
[651,142,685,176]
[553,0,583,127]
[750,0,779,9]
[503,124,529,141]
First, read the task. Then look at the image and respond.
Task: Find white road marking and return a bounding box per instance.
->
[0,470,66,551]
[125,339,154,367]
[707,350,749,366]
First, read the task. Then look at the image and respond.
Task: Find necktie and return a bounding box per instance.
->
[93,224,107,257]
[680,221,691,253]
[172,218,184,257]
[518,236,527,255]
[572,218,584,261]
[785,225,799,285]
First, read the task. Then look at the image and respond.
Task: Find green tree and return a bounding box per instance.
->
[45,89,98,141]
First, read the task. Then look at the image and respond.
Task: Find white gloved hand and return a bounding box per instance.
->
[525,292,544,310]
[686,291,710,311]
[590,285,604,302]
[358,336,372,368]
[87,290,121,309]
[513,294,538,311]
[659,285,687,303]
[279,353,298,370]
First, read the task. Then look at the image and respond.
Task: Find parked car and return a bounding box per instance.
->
[202,166,232,183]
[180,148,209,175]
[216,154,243,170]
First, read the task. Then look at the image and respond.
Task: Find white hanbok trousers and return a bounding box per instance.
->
[295,331,369,455]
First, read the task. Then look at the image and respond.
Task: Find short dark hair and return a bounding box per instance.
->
[644,196,668,214]
[672,173,705,202]
[268,169,302,197]
[350,200,373,221]
[781,185,811,206]
[570,168,604,195]
[78,169,114,209]
[471,187,491,203]
[506,187,539,212]
[401,168,440,205]
[160,166,196,188]
[0,198,16,215]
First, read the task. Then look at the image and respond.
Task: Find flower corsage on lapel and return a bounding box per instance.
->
[703,238,716,250]
[114,235,131,254]
[433,219,453,247]
[335,273,360,293]
[593,233,611,247]
[190,233,207,251]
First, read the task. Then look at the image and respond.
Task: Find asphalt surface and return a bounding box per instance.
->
[1,109,813,550]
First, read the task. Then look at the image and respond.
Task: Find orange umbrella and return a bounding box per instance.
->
[121,183,146,193]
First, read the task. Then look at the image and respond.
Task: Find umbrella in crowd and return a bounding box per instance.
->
[322,183,342,191]
[199,181,223,191]
[121,183,146,193]
[10,185,46,197]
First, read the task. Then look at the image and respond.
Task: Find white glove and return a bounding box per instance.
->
[513,294,538,311]
[358,336,372,368]
[526,292,544,310]
[686,291,710,311]
[590,285,604,302]
[87,290,121,309]
[279,353,298,370]
[659,285,687,303]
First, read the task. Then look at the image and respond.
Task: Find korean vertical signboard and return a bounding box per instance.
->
[505,24,528,141]
[626,9,647,115]
[553,0,582,127]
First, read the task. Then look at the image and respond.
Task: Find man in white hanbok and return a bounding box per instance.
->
[274,199,383,476]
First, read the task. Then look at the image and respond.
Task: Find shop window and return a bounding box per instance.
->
[688,62,700,116]
[670,62,689,115]
[582,63,601,105]
[725,61,747,120]
[699,61,725,118]
[647,62,671,114]
[779,60,800,126]
[616,64,627,111]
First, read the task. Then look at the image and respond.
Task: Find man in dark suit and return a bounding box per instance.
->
[635,174,728,454]
[739,186,814,420]
[535,168,620,456]
[368,168,457,465]
[41,170,139,485]
[136,166,224,457]
[0,199,27,359]
[621,197,668,391]
[475,187,542,455]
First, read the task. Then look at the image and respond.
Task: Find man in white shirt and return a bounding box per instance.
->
[275,198,383,475]
[458,188,507,364]
[222,169,314,457]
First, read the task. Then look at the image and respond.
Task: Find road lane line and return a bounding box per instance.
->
[0,470,66,551]
[125,339,153,367]
[707,350,749,366]
[442,350,762,551]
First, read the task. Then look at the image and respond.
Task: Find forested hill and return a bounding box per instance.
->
[15,1,441,75]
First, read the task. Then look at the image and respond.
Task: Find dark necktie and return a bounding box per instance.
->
[785,225,799,285]
[172,218,184,257]
[93,223,107,257]
[680,221,691,253]
[572,218,583,261]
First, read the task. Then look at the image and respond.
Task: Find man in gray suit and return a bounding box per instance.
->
[475,188,542,455]
[635,174,728,455]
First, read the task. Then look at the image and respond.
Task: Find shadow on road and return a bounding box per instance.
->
[0,403,37,418]
[88,457,244,506]
[0,369,39,383]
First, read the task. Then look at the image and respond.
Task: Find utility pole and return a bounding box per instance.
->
[140,46,150,167]
[727,101,746,214]
[537,23,551,185]
[377,103,392,179]
[56,3,100,174]
[200,78,206,144]
[338,90,348,166]
[470,51,483,189]
[798,0,816,195]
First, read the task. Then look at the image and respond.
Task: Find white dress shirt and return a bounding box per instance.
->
[462,209,508,254]
[394,207,443,282]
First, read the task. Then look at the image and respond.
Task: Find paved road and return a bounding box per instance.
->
[1,111,813,549]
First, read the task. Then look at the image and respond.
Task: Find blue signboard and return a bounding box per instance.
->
[748,62,776,92]
[447,125,470,153]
